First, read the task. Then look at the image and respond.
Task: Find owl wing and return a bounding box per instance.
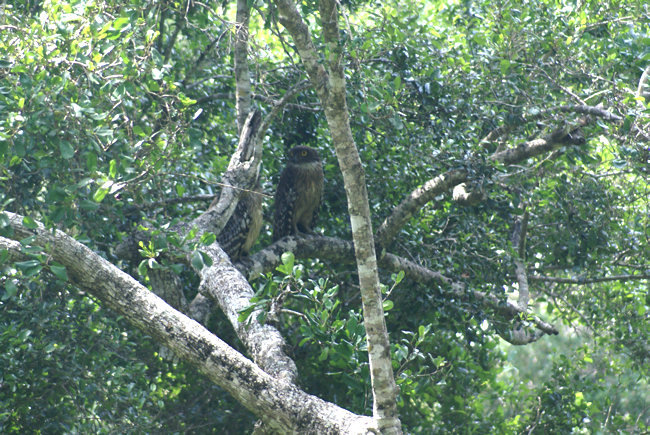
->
[310,171,324,231]
[217,189,262,259]
[272,167,297,241]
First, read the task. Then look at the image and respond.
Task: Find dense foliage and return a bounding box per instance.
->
[1,0,648,433]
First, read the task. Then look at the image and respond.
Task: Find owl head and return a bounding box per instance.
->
[288,146,321,164]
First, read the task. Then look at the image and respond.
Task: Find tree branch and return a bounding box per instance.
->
[636,65,650,102]
[480,104,621,145]
[375,169,468,249]
[511,209,530,310]
[196,91,320,112]
[272,1,401,430]
[377,123,591,249]
[235,0,252,133]
[1,213,375,433]
[273,0,329,96]
[529,273,650,284]
[190,110,262,237]
[238,235,558,338]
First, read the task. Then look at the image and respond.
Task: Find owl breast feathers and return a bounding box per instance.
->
[273,146,324,241]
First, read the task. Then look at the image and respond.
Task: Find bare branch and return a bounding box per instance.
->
[376,122,588,249]
[258,80,312,138]
[511,209,530,310]
[529,273,650,284]
[273,0,329,97]
[196,91,320,112]
[163,1,189,64]
[375,169,468,249]
[196,243,298,383]
[480,104,621,145]
[190,110,262,237]
[143,193,216,208]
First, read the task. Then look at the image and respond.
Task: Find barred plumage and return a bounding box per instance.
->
[215,186,263,260]
[273,146,324,241]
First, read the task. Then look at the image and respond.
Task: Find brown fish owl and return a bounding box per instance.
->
[272,146,324,241]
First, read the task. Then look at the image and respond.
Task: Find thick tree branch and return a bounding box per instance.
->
[186,110,299,382]
[375,169,468,249]
[118,110,296,381]
[1,213,375,433]
[196,243,298,383]
[189,110,262,237]
[273,0,329,98]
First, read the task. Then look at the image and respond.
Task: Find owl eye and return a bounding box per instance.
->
[300,150,308,156]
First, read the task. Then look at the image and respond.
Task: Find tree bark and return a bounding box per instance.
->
[234,0,252,133]
[272,0,401,431]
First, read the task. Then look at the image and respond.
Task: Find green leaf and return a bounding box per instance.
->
[59,142,75,159]
[200,251,213,267]
[237,305,256,322]
[50,265,68,281]
[190,250,204,270]
[147,80,160,92]
[500,59,510,74]
[200,232,216,245]
[3,280,18,299]
[178,93,196,106]
[22,216,37,229]
[112,17,130,31]
[93,181,112,202]
[133,125,145,137]
[79,200,100,211]
[318,347,329,361]
[109,159,117,178]
[15,260,40,270]
[383,300,394,311]
[137,260,148,277]
[281,251,294,268]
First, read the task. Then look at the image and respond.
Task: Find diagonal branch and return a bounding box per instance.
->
[376,123,591,249]
[375,169,468,249]
[0,214,374,433]
[273,0,329,97]
[480,104,621,145]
